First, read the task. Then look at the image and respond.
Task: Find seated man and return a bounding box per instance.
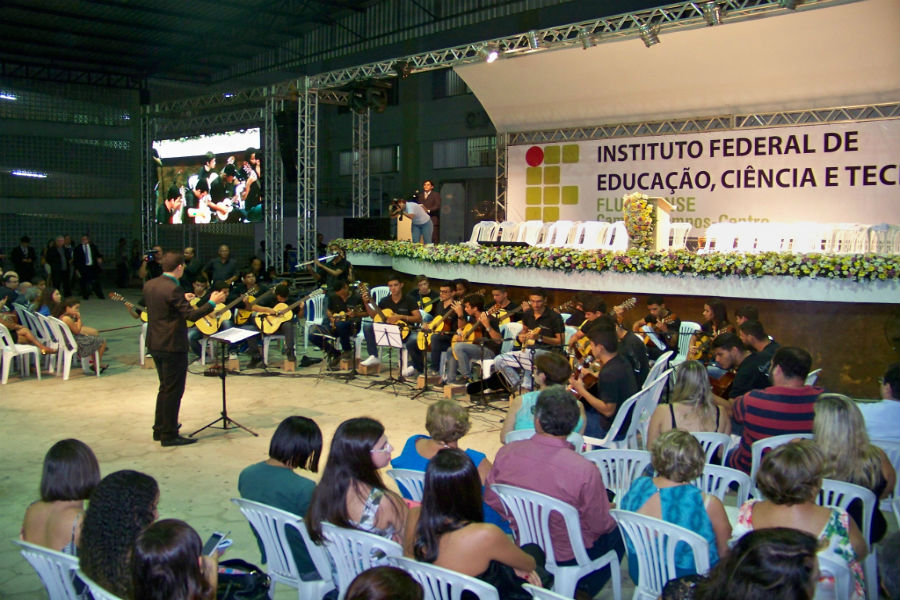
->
[566,295,608,359]
[446,293,504,385]
[858,362,900,442]
[359,274,421,367]
[569,325,638,439]
[726,346,823,474]
[246,283,300,368]
[738,320,780,367]
[631,295,681,360]
[406,274,436,323]
[186,278,230,358]
[710,332,770,407]
[492,288,564,391]
[485,386,624,598]
[308,281,365,368]
[403,283,459,378]
[485,285,523,323]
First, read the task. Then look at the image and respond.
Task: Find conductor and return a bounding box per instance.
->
[144,251,227,446]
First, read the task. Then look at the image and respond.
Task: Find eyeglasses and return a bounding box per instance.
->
[370,441,393,454]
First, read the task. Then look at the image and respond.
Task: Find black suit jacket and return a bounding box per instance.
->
[45,246,69,274]
[143,275,215,353]
[73,243,103,274]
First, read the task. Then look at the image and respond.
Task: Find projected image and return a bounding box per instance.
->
[152,129,263,225]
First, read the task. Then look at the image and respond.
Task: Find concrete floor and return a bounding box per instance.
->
[0,292,631,599]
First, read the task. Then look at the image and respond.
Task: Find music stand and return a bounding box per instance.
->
[410,332,438,400]
[190,327,259,438]
[367,322,410,394]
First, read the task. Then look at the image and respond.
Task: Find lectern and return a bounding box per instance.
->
[650,197,675,251]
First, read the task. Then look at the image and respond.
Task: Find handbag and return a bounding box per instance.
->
[216,558,270,600]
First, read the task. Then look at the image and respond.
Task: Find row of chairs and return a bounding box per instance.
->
[699,221,900,254]
[467,220,692,251]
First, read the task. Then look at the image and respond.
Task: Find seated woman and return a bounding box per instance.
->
[731,440,867,600]
[661,528,819,600]
[645,360,731,451]
[306,417,408,546]
[692,299,733,373]
[20,439,100,554]
[0,296,56,355]
[79,470,160,599]
[621,430,731,583]
[35,286,61,317]
[813,393,895,544]
[238,416,323,580]
[499,353,586,444]
[53,297,107,370]
[131,519,217,600]
[346,566,423,600]
[408,448,551,598]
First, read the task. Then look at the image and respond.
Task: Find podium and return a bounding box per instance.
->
[396,214,412,241]
[650,197,675,251]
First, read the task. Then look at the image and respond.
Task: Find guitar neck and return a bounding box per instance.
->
[278,290,321,317]
[217,288,257,314]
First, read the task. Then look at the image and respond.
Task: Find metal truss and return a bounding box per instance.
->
[317,90,350,106]
[507,102,900,145]
[264,92,285,273]
[139,111,157,249]
[1,58,143,89]
[153,107,266,138]
[495,132,508,222]
[307,0,851,90]
[297,79,318,264]
[149,82,295,116]
[352,109,371,218]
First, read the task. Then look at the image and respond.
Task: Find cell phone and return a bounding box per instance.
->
[202,530,231,556]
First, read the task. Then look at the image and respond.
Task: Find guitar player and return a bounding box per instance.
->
[631,295,681,360]
[359,274,421,368]
[245,283,301,369]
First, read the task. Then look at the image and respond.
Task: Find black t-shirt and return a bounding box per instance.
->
[619,331,650,387]
[428,302,459,333]
[407,289,437,317]
[486,300,523,323]
[565,307,586,327]
[327,292,363,316]
[729,352,771,399]
[377,294,419,317]
[317,256,351,291]
[520,309,564,350]
[589,354,639,434]
[458,312,502,355]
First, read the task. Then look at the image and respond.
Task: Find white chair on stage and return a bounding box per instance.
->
[698,223,737,254]
[320,522,403,600]
[13,539,81,600]
[75,570,127,600]
[670,321,700,366]
[749,433,813,497]
[490,484,622,599]
[691,463,751,508]
[516,221,544,246]
[582,449,651,501]
[303,292,328,351]
[386,468,426,502]
[467,221,499,245]
[599,221,628,251]
[0,323,42,384]
[805,368,822,386]
[231,498,334,599]
[570,221,610,250]
[816,479,877,600]
[534,222,555,246]
[537,221,574,247]
[610,510,710,600]
[387,555,500,600]
[666,222,692,250]
[45,315,100,379]
[689,432,733,464]
[504,428,585,453]
[498,221,520,242]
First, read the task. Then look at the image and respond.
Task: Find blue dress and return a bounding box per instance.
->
[620,477,719,583]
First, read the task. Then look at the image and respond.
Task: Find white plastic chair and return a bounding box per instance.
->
[750,433,813,498]
[0,323,42,383]
[892,497,900,528]
[75,569,127,600]
[490,484,621,599]
[498,221,520,242]
[698,223,737,254]
[816,479,877,600]
[570,221,610,250]
[538,221,574,247]
[45,315,100,379]
[691,463,751,508]
[320,522,403,600]
[199,336,218,366]
[805,368,822,386]
[13,540,81,600]
[816,553,852,600]
[386,468,426,502]
[230,498,335,600]
[581,392,642,450]
[582,449,652,501]
[871,438,899,511]
[522,583,571,599]
[387,555,500,600]
[689,432,733,464]
[643,351,673,389]
[263,332,288,364]
[22,310,57,371]
[139,321,148,366]
[670,321,700,366]
[303,292,328,351]
[635,370,673,449]
[499,321,523,355]
[666,222,692,250]
[610,509,710,600]
[600,221,629,251]
[504,429,585,453]
[468,221,498,245]
[516,221,545,246]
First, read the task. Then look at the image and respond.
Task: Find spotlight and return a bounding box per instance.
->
[779,0,800,8]
[393,60,413,78]
[638,24,660,47]
[701,2,722,26]
[578,27,598,49]
[527,30,540,50]
[480,44,499,63]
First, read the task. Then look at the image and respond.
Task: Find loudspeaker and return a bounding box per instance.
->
[344,217,391,240]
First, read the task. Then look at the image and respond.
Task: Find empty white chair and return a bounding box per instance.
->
[0,323,42,383]
[749,433,813,498]
[570,221,610,250]
[467,221,499,245]
[600,221,629,251]
[516,221,544,246]
[302,292,328,351]
[387,555,500,600]
[691,463,751,508]
[611,509,710,600]
[13,540,81,600]
[805,368,822,386]
[490,484,621,599]
[498,221,520,242]
[666,222,692,250]
[689,432,733,464]
[538,221,574,247]
[698,223,737,254]
[199,336,218,366]
[230,498,335,600]
[386,468,426,502]
[320,522,403,600]
[583,449,652,501]
[75,569,127,600]
[500,322,523,355]
[643,351,673,389]
[22,309,57,371]
[581,392,642,450]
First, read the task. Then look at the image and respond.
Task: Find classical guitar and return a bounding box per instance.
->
[571,297,638,357]
[450,316,486,360]
[108,292,148,322]
[417,301,458,351]
[359,283,411,340]
[195,287,259,335]
[488,302,525,327]
[641,313,677,351]
[254,289,324,335]
[234,288,275,325]
[571,355,601,401]
[710,371,735,398]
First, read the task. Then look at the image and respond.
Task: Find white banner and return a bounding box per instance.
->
[508,120,900,234]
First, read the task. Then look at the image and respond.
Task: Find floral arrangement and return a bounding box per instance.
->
[336,238,900,282]
[622,192,656,250]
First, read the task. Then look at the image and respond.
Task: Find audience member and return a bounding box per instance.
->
[46,236,72,296]
[238,416,323,581]
[346,566,423,600]
[876,532,900,600]
[661,528,819,600]
[646,361,730,451]
[813,393,895,544]
[36,286,61,316]
[485,387,624,597]
[621,430,730,583]
[73,234,104,300]
[0,271,18,304]
[53,297,108,370]
[731,440,866,600]
[131,518,216,600]
[20,439,100,554]
[0,287,56,356]
[726,347,822,473]
[857,362,900,441]
[79,470,160,598]
[11,235,37,283]
[306,417,408,545]
[409,448,550,597]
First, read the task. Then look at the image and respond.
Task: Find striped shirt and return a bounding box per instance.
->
[727,385,823,473]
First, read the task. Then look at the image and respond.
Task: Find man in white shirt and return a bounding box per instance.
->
[858,362,900,442]
[391,197,432,244]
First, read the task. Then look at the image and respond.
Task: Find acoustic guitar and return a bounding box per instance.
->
[416,301,459,351]
[571,297,638,357]
[108,292,148,322]
[359,283,411,340]
[234,289,275,325]
[254,289,324,335]
[195,287,258,335]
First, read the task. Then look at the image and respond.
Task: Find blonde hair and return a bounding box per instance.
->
[650,430,706,483]
[813,393,883,490]
[425,401,470,443]
[670,361,716,423]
